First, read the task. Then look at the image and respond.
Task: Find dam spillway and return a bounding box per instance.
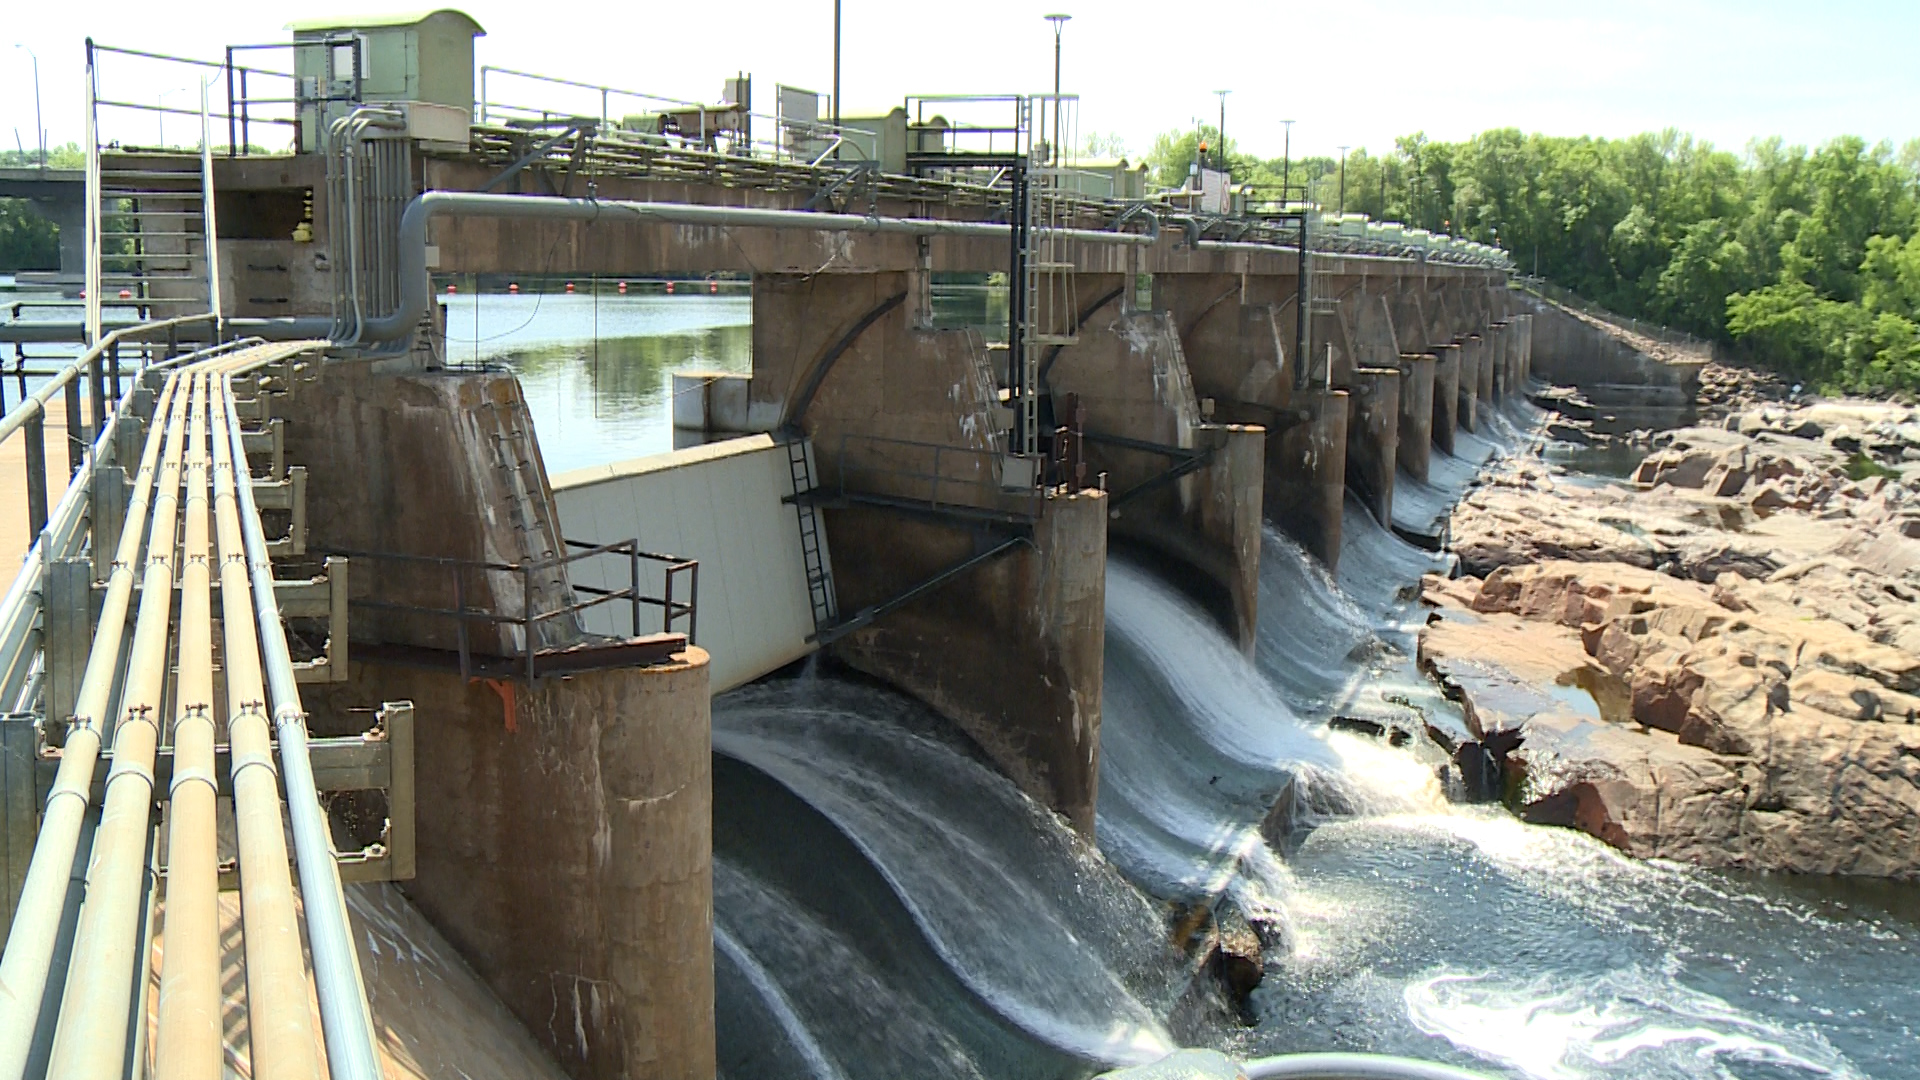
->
[1,11,1918,1080]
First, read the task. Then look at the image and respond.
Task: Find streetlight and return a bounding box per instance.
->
[1044,14,1070,162]
[831,0,841,127]
[12,44,43,168]
[1337,145,1350,215]
[1280,119,1295,205]
[1213,89,1229,174]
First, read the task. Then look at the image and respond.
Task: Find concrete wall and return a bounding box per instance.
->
[551,435,822,695]
[1430,344,1461,455]
[311,654,716,1080]
[284,362,576,656]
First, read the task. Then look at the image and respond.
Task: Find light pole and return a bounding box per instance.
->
[1280,119,1295,206]
[1213,89,1229,174]
[1044,14,1070,162]
[13,44,43,168]
[831,0,841,127]
[1337,144,1350,215]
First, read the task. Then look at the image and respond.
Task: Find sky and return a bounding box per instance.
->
[4,0,1918,164]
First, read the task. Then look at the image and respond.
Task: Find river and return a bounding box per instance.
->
[84,282,1920,1077]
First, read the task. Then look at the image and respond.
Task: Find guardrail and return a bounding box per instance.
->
[834,433,1045,524]
[322,539,697,682]
[86,40,318,156]
[0,314,216,540]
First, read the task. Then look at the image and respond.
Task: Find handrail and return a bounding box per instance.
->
[0,314,215,445]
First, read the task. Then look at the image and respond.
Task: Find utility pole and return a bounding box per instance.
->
[13,44,43,168]
[1280,119,1295,205]
[1337,145,1349,215]
[832,0,841,127]
[1213,89,1229,174]
[1045,14,1070,163]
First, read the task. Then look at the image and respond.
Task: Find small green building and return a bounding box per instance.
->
[290,9,485,152]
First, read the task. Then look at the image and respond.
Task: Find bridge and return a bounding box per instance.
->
[0,14,1619,1080]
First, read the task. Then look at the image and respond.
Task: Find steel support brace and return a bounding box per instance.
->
[241,419,285,480]
[40,559,92,737]
[0,716,36,932]
[23,414,47,541]
[89,466,128,586]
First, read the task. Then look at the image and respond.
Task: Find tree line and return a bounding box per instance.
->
[0,146,85,274]
[1140,127,1920,394]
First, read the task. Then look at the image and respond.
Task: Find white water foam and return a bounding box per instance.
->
[1405,967,1861,1080]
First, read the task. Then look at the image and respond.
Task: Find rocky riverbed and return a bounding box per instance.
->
[1420,387,1920,878]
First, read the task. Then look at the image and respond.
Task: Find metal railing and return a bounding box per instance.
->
[0,314,216,540]
[86,40,310,156]
[475,66,879,166]
[834,433,1045,523]
[324,539,697,682]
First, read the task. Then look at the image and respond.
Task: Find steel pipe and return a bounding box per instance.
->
[153,376,219,1080]
[221,359,383,1080]
[0,375,183,1080]
[45,372,195,1080]
[209,367,324,1080]
[1241,1053,1495,1080]
[358,191,1158,343]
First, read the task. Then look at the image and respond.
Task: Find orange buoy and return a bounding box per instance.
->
[447,284,457,294]
[618,280,628,294]
[118,289,132,299]
[508,283,519,293]
[709,279,719,294]
[666,281,675,294]
[565,281,575,293]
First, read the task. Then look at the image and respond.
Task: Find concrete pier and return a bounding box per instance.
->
[1266,388,1349,568]
[1396,353,1436,482]
[1431,343,1462,455]
[313,656,717,1080]
[1345,367,1400,525]
[1046,287,1266,652]
[1458,334,1484,433]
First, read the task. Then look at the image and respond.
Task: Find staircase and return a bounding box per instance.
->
[93,152,215,324]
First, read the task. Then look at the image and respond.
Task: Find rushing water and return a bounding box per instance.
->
[476,302,1920,1079]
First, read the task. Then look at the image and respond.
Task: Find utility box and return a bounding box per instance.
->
[290,9,485,153]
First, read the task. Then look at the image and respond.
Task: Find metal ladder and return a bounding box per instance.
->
[1014,94,1079,457]
[784,437,838,632]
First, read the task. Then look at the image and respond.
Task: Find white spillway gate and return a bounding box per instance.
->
[549,434,829,695]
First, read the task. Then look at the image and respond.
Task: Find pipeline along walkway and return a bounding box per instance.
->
[0,341,383,1080]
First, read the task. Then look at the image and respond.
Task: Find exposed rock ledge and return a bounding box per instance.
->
[1423,399,1920,878]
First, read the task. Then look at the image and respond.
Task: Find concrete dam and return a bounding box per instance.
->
[5,13,1915,1080]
